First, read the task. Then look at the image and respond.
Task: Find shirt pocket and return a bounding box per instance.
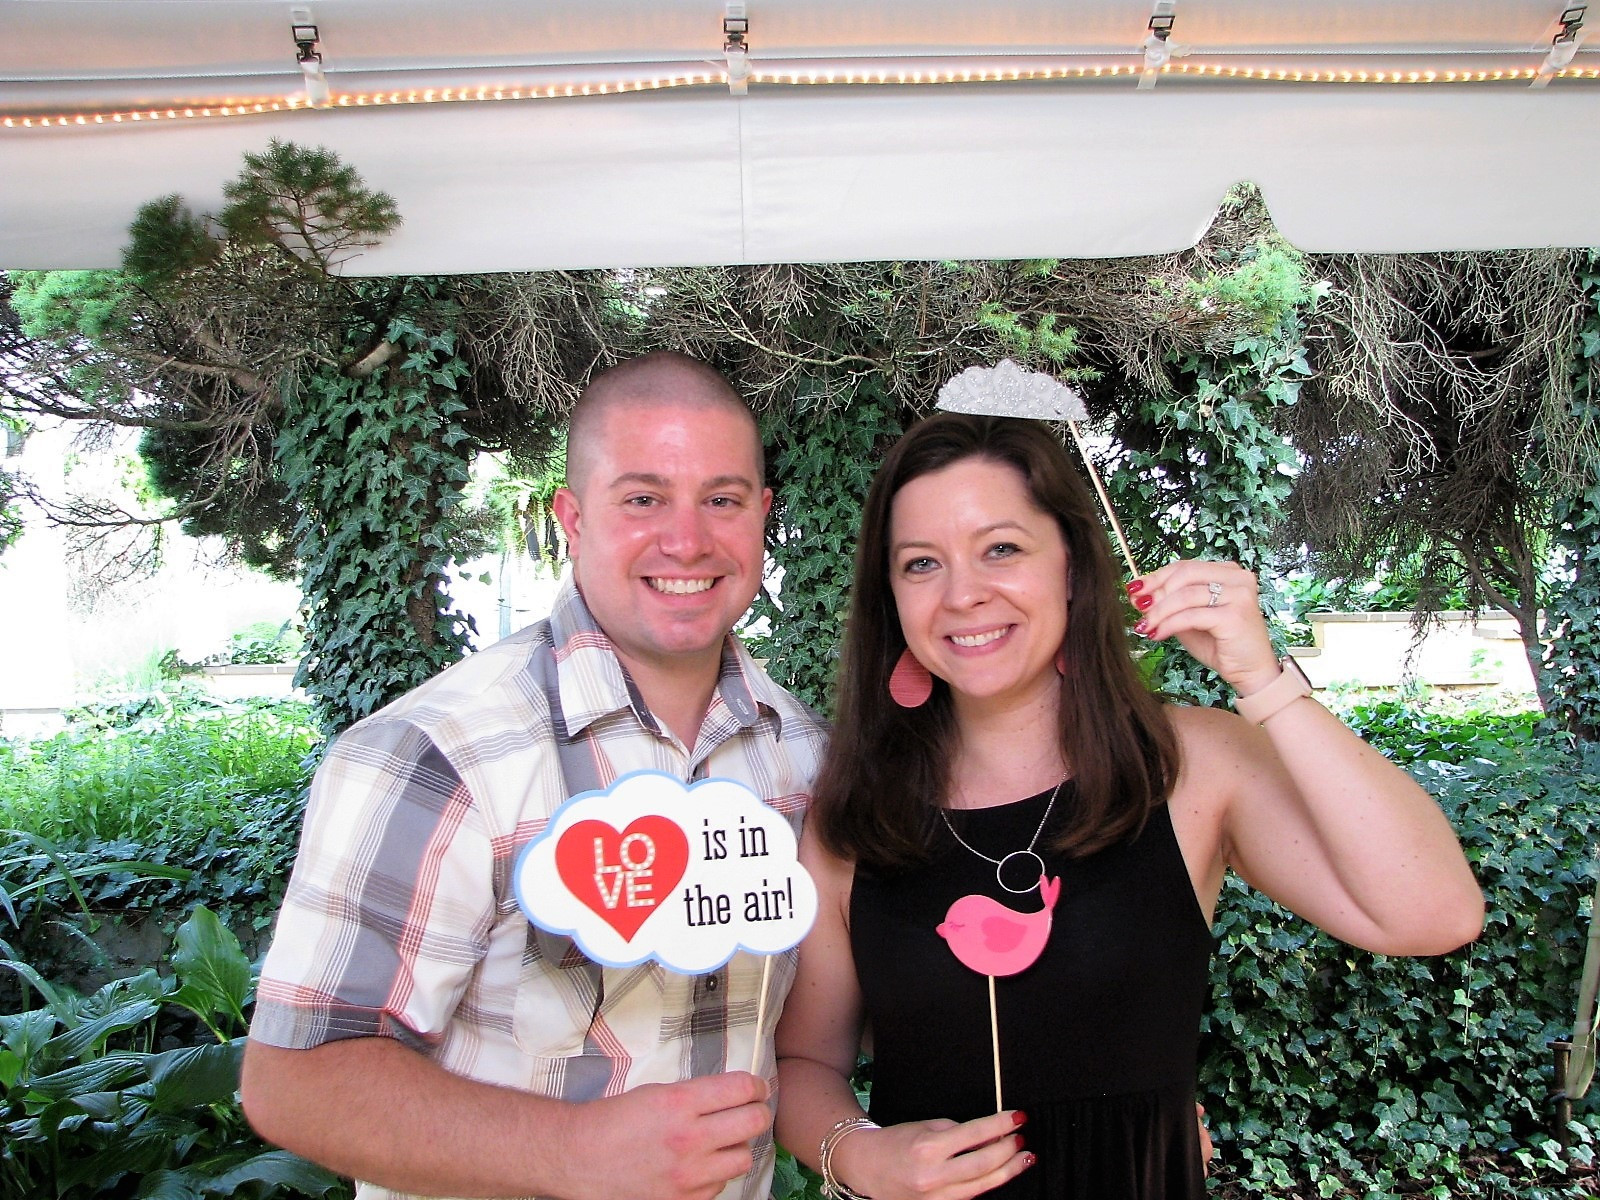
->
[510,924,603,1059]
[510,925,674,1059]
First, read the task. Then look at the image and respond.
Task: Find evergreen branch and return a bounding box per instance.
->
[119,349,265,395]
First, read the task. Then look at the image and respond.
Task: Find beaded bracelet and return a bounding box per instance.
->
[819,1115,879,1200]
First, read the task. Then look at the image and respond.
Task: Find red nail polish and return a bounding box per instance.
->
[1133,594,1154,611]
[1015,1134,1026,1152]
[1125,580,1144,594]
[1023,1153,1038,1168]
[1134,619,1150,636]
[1013,1110,1028,1126]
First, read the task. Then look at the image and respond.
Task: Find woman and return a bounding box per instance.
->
[773,412,1483,1200]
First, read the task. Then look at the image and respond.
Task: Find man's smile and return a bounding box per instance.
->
[646,576,718,595]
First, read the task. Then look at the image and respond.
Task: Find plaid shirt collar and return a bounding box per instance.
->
[547,574,787,744]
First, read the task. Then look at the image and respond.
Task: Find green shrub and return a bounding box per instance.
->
[1338,696,1545,767]
[1272,564,1475,637]
[0,830,193,964]
[1200,717,1600,1198]
[0,695,316,847]
[1,694,313,843]
[0,695,319,1002]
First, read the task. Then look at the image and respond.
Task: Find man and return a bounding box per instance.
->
[241,352,827,1200]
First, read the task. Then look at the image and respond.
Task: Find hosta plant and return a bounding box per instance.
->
[0,905,346,1199]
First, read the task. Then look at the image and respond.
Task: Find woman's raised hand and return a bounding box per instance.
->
[830,1111,1034,1200]
[1129,560,1281,697]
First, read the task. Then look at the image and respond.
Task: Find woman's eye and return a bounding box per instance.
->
[902,556,937,575]
[989,542,1021,558]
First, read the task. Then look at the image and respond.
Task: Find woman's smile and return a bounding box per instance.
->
[947,626,1013,650]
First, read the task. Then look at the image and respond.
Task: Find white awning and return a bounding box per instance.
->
[3,0,1597,271]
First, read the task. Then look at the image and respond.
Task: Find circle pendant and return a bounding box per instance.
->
[996,849,1047,894]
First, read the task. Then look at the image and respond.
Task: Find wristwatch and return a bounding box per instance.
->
[1233,655,1314,725]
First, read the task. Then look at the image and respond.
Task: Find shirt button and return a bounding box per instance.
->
[705,975,720,992]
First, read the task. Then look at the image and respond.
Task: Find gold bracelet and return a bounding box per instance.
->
[819,1115,879,1200]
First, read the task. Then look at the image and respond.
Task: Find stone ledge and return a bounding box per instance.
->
[201,662,298,676]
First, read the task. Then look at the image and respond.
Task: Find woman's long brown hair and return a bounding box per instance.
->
[810,413,1180,873]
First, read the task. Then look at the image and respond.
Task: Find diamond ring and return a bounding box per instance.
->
[1206,581,1223,607]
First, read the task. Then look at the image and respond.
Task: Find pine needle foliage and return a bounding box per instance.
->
[122,194,220,290]
[218,140,401,276]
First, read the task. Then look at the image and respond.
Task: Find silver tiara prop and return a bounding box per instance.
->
[936,359,1090,421]
[935,359,1139,579]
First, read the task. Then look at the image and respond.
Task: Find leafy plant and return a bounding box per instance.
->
[0,906,347,1199]
[0,698,317,851]
[771,1148,825,1200]
[0,828,192,973]
[0,697,318,1002]
[1543,249,1600,742]
[1336,697,1544,767]
[480,451,569,569]
[1271,556,1478,647]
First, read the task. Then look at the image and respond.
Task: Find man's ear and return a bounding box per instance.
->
[553,487,581,558]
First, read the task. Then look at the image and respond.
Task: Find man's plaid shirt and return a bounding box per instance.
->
[251,577,827,1200]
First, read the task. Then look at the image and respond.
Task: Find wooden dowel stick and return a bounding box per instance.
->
[1067,420,1140,580]
[750,956,774,1076]
[989,974,1003,1113]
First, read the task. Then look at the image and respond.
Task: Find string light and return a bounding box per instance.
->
[3,60,1596,129]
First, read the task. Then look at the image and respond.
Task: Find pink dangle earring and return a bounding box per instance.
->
[1056,596,1070,676]
[889,648,934,708]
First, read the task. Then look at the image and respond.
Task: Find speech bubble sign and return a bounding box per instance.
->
[514,770,817,973]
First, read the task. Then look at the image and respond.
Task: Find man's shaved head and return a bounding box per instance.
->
[565,352,763,494]
[552,350,772,715]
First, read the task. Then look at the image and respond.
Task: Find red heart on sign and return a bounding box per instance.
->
[554,816,690,941]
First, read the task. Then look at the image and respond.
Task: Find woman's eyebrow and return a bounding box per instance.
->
[973,520,1028,537]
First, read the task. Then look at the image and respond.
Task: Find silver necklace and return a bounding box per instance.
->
[939,777,1066,895]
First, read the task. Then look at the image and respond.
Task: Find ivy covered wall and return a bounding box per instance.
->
[752,383,903,712]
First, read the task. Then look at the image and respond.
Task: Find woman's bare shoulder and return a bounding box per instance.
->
[1162,701,1270,819]
[1157,705,1241,916]
[1165,700,1257,762]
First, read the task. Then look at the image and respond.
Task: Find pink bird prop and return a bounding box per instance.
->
[936,876,1061,977]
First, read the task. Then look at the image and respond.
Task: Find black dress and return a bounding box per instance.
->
[850,786,1214,1199]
